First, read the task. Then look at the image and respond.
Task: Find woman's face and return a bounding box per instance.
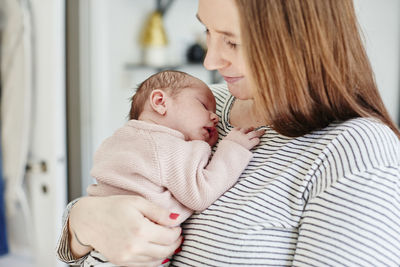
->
[197,0,253,100]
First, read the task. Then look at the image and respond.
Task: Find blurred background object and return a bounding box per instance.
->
[0,0,66,266]
[140,0,174,67]
[186,42,205,63]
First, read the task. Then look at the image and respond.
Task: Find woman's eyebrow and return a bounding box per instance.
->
[196,14,237,38]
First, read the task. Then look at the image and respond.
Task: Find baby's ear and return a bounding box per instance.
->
[149,89,167,115]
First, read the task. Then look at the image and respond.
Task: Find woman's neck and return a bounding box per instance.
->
[229,98,266,128]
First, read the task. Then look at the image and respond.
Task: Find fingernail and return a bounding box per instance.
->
[174,247,182,254]
[162,258,170,264]
[169,213,180,220]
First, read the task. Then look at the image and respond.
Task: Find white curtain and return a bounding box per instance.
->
[0,0,33,252]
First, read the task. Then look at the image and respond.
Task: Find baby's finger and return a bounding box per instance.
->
[240,127,255,133]
[246,129,265,139]
[247,137,261,149]
[254,129,266,137]
[246,137,260,149]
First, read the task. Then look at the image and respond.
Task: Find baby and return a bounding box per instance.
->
[84,70,264,266]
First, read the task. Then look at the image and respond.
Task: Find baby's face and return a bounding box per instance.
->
[166,79,219,146]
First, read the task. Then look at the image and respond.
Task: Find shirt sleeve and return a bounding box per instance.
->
[161,139,253,211]
[55,198,89,265]
[293,164,400,266]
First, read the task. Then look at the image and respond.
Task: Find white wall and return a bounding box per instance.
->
[0,0,67,266]
[355,0,400,123]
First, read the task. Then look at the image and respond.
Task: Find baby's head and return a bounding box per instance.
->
[130,70,219,146]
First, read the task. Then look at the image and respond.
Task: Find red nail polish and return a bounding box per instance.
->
[169,213,179,219]
[162,258,170,264]
[174,247,182,254]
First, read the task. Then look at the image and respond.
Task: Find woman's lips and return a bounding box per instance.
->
[223,76,243,84]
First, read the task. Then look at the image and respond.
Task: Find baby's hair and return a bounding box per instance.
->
[129,70,195,120]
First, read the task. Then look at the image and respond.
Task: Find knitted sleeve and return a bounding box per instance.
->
[159,138,252,211]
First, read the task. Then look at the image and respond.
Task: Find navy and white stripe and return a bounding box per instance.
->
[171,84,400,266]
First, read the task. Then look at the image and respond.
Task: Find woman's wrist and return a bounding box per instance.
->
[69,224,93,257]
[72,228,91,248]
[68,197,94,257]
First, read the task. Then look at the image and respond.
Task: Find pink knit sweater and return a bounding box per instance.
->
[87,120,253,223]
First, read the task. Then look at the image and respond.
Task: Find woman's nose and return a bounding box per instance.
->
[210,112,219,125]
[203,38,229,71]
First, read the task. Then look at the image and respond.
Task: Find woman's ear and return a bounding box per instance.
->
[149,89,168,115]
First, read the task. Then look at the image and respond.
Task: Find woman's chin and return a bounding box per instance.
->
[227,82,253,100]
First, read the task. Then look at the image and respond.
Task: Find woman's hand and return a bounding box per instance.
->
[69,195,182,267]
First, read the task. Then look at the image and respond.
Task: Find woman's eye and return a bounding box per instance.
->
[224,38,238,49]
[226,41,237,49]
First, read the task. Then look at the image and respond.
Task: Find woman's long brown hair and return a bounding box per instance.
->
[235,0,400,138]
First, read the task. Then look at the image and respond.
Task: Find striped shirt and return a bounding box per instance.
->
[56,84,400,266]
[170,84,400,266]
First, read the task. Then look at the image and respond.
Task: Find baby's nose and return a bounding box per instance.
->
[210,112,219,124]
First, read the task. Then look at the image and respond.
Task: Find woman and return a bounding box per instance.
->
[57,0,400,266]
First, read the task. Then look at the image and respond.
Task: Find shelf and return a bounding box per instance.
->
[124,62,223,84]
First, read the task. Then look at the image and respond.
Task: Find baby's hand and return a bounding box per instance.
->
[223,127,265,150]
